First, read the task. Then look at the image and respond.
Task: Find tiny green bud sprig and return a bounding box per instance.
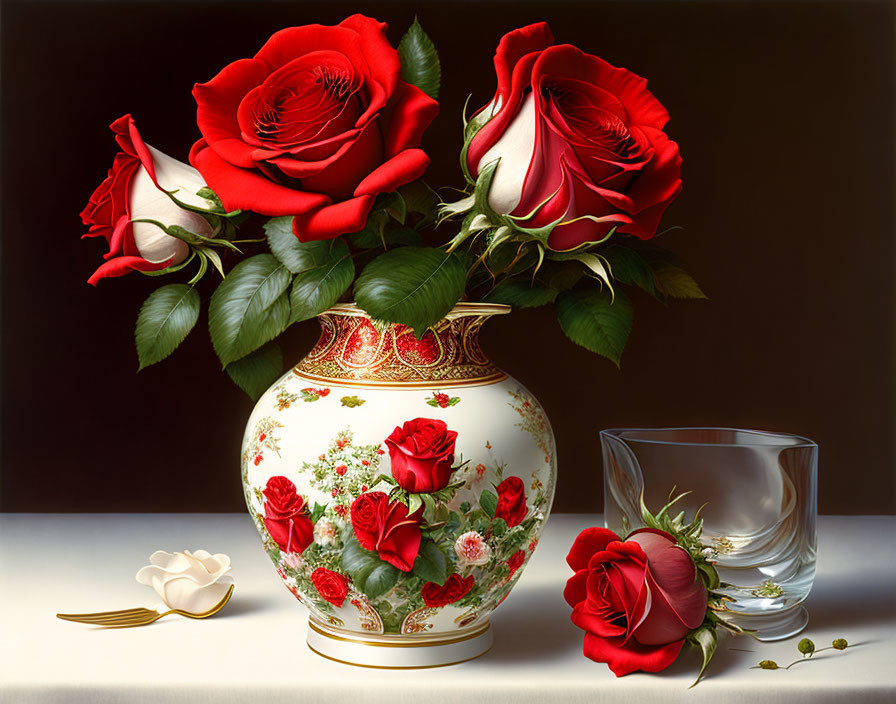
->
[751,637,852,671]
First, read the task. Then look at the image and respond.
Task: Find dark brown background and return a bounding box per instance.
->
[2,1,894,514]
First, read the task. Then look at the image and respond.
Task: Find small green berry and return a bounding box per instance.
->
[798,638,815,656]
[832,638,848,650]
[759,660,779,670]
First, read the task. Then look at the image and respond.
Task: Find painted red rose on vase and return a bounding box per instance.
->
[350,491,423,571]
[467,22,682,250]
[384,418,458,493]
[262,476,314,553]
[507,550,526,577]
[564,527,707,676]
[421,574,475,608]
[495,476,528,527]
[81,114,214,285]
[311,567,349,607]
[191,14,439,240]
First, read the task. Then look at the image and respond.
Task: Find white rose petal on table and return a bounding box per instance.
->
[136,550,234,614]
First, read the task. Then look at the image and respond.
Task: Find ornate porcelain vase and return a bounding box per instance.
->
[240,303,557,667]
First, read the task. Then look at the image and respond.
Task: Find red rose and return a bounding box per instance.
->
[507,550,525,576]
[495,476,527,527]
[311,567,349,607]
[421,574,475,608]
[81,115,214,285]
[262,476,314,554]
[564,527,707,677]
[350,491,422,571]
[467,23,682,250]
[384,418,458,494]
[191,14,439,241]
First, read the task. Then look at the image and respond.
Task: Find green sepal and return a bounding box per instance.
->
[687,624,718,688]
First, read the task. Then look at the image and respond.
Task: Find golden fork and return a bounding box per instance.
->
[56,584,234,628]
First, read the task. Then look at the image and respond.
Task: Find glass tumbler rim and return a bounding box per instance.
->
[600,426,817,450]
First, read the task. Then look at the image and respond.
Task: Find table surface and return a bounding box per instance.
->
[1,513,894,703]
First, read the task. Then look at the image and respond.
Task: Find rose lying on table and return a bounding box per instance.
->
[564,495,747,686]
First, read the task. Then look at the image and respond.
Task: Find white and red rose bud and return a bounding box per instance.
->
[465,22,682,250]
[82,115,216,285]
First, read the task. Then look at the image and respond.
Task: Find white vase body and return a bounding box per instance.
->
[241,304,556,666]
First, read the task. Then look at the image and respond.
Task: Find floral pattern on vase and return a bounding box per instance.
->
[241,303,556,638]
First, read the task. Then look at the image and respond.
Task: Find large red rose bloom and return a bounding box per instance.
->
[564,527,707,676]
[191,14,439,240]
[467,23,682,250]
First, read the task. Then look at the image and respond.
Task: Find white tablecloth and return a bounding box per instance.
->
[0,513,893,703]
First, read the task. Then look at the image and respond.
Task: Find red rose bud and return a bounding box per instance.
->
[335,464,348,476]
[318,388,330,397]
[259,433,266,442]
[311,568,349,607]
[350,491,423,572]
[262,476,314,554]
[81,115,215,285]
[466,23,681,250]
[564,527,707,677]
[495,476,528,527]
[421,574,475,608]
[191,15,438,241]
[384,418,458,493]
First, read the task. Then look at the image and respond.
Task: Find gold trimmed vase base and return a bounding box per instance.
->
[306,618,493,668]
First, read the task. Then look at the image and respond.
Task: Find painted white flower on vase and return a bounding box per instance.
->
[314,517,338,547]
[454,531,492,567]
[136,550,233,613]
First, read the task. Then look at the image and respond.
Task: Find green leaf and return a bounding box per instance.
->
[135,284,200,370]
[225,342,282,401]
[652,264,707,299]
[289,242,354,324]
[548,251,614,295]
[399,181,439,224]
[310,503,327,523]
[208,254,291,367]
[265,217,345,275]
[602,245,656,295]
[484,278,558,308]
[479,490,498,518]
[491,517,508,536]
[354,247,465,335]
[687,624,718,688]
[342,537,401,598]
[556,287,633,367]
[349,214,422,250]
[412,540,448,585]
[398,18,441,100]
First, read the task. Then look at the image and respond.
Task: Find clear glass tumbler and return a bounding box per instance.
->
[600,427,817,641]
